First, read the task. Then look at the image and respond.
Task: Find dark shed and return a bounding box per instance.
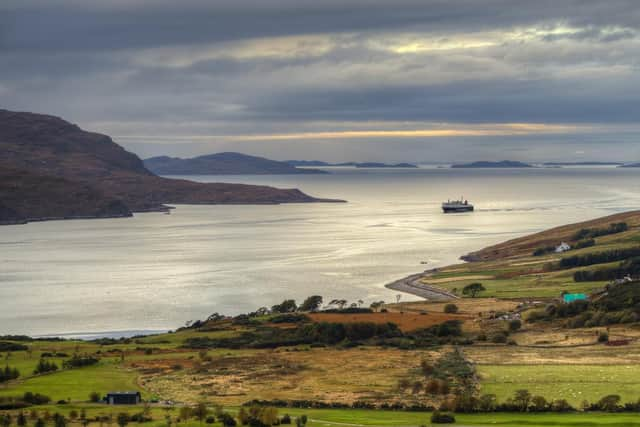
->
[105,391,141,405]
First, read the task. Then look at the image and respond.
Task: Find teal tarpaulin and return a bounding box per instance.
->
[563,293,587,303]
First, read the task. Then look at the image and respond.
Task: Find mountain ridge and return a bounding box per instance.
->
[144,152,327,175]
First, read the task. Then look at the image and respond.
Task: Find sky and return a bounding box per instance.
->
[2,0,640,163]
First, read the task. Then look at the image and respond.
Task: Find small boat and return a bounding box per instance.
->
[442,198,474,213]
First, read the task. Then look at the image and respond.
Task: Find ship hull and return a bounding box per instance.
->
[442,206,474,213]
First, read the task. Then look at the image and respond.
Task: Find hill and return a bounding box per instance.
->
[451,160,533,168]
[620,163,640,168]
[0,109,337,224]
[144,152,328,175]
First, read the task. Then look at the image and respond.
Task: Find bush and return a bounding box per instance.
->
[430,410,455,423]
[508,319,522,332]
[490,332,508,343]
[22,392,51,405]
[63,355,99,369]
[205,416,216,424]
[443,304,458,314]
[598,332,609,343]
[0,342,28,352]
[33,359,58,375]
[89,392,101,403]
[0,365,20,383]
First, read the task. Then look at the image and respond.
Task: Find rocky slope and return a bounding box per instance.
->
[145,152,327,175]
[0,109,337,224]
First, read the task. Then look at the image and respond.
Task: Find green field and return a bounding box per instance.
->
[4,405,640,427]
[478,364,640,406]
[0,360,140,402]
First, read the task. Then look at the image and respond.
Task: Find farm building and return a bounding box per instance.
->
[555,242,571,253]
[563,293,587,303]
[105,391,141,405]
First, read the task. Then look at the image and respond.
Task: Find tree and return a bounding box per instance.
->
[193,403,209,426]
[513,389,532,412]
[597,394,621,412]
[295,415,307,427]
[116,413,129,427]
[328,299,347,310]
[478,394,497,412]
[16,413,26,427]
[0,414,12,427]
[443,304,458,314]
[369,301,385,312]
[462,283,486,298]
[271,299,297,313]
[530,395,548,412]
[298,296,323,312]
[53,414,66,427]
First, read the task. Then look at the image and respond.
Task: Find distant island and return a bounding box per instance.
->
[543,162,623,166]
[286,160,418,168]
[0,110,339,225]
[144,152,328,175]
[451,160,533,168]
[619,163,640,168]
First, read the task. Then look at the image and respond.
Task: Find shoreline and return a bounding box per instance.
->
[385,269,459,301]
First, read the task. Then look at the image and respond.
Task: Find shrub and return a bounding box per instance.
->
[63,355,99,369]
[0,365,20,383]
[508,319,522,332]
[430,411,455,423]
[490,332,508,343]
[33,359,57,375]
[443,304,458,314]
[89,392,101,403]
[598,331,609,343]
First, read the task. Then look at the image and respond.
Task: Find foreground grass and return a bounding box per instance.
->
[6,406,640,427]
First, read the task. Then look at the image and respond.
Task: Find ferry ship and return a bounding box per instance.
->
[442,198,474,213]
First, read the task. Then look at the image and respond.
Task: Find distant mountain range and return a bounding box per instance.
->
[144,153,327,175]
[0,110,336,225]
[286,160,418,168]
[451,160,533,168]
[619,163,640,168]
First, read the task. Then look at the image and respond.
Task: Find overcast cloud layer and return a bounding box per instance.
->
[2,0,640,162]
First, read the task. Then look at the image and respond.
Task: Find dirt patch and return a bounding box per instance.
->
[307,312,468,332]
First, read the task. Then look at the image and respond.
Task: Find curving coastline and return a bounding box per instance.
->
[385,269,459,301]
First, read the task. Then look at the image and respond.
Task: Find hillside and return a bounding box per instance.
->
[0,168,132,225]
[463,210,640,261]
[145,152,328,175]
[451,160,533,168]
[0,110,337,224]
[387,210,640,300]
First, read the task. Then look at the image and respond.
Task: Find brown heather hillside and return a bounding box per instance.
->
[0,109,337,224]
[462,210,640,261]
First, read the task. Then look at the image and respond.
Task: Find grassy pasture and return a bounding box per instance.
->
[477,364,640,406]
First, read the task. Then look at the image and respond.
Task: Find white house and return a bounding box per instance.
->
[555,242,571,253]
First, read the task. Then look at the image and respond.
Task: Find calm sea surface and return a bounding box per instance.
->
[2,167,640,337]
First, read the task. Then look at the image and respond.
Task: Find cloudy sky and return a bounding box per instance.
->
[3,0,640,162]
